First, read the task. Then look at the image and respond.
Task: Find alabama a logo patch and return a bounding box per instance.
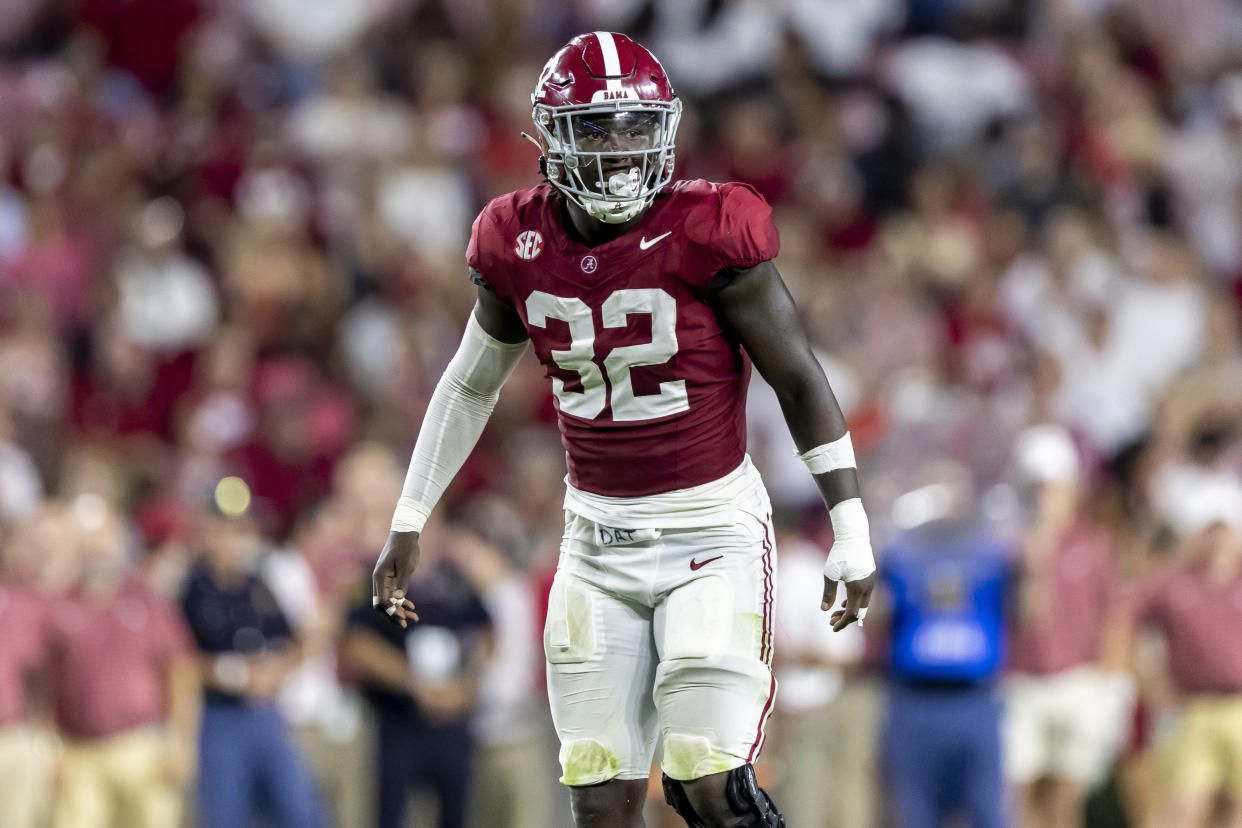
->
[514,230,544,261]
[580,255,598,273]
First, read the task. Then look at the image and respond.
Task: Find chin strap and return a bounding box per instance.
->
[521,131,548,181]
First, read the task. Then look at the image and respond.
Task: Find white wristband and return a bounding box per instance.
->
[390,497,430,534]
[824,498,875,582]
[798,432,857,475]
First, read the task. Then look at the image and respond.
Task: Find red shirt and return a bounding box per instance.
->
[71,351,197,441]
[1008,524,1116,675]
[468,180,780,497]
[45,580,193,740]
[1130,563,1242,695]
[0,586,45,728]
[78,0,200,96]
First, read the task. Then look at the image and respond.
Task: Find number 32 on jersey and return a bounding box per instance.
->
[525,288,688,422]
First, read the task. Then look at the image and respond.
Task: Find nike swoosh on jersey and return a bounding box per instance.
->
[689,555,724,571]
[639,231,672,250]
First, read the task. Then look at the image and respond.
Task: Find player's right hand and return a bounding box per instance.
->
[373,530,421,628]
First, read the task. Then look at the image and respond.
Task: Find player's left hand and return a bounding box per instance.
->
[822,571,876,632]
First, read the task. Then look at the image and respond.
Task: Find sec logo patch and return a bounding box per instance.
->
[514,230,544,261]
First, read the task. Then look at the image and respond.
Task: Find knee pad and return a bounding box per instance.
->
[724,764,785,828]
[662,765,785,828]
[662,774,707,828]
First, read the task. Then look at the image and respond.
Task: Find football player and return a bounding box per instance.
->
[373,32,876,828]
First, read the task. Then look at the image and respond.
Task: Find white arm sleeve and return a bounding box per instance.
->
[391,313,527,533]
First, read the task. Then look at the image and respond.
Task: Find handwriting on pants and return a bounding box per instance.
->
[598,526,637,544]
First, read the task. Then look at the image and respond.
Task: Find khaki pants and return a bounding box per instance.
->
[769,677,881,828]
[293,722,369,828]
[0,724,53,828]
[469,737,554,828]
[1161,695,1242,800]
[53,727,182,828]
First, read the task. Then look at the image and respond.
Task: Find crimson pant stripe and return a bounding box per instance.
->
[748,516,776,762]
[759,518,774,664]
[748,671,777,763]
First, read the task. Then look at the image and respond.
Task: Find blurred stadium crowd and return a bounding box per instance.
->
[1,0,1242,826]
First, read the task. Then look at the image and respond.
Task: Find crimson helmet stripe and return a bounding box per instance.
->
[593,31,624,94]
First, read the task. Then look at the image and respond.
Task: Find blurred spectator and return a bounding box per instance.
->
[1165,74,1242,280]
[1121,475,1242,827]
[882,37,1034,153]
[286,55,413,168]
[181,497,324,828]
[0,149,27,264]
[1,502,80,601]
[220,164,344,353]
[768,519,875,828]
[1015,229,1207,460]
[446,511,554,828]
[71,315,196,452]
[787,0,904,79]
[245,0,399,64]
[2,196,95,335]
[341,522,493,828]
[648,0,783,96]
[706,94,795,206]
[135,494,198,599]
[226,357,354,532]
[264,500,370,828]
[999,206,1121,359]
[0,512,56,828]
[0,296,70,483]
[77,0,200,97]
[44,497,198,828]
[112,197,219,355]
[172,325,259,507]
[877,461,1013,828]
[1003,425,1133,828]
[1154,298,1242,451]
[0,391,43,528]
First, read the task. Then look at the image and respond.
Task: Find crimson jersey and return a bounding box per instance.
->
[467,179,779,498]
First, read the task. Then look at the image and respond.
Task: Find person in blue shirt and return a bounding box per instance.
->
[877,459,1016,828]
[181,504,324,828]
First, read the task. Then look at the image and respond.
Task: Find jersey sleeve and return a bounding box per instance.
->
[709,182,780,273]
[466,205,496,289]
[465,197,518,302]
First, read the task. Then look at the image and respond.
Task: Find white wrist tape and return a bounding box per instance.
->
[824,498,875,582]
[390,312,527,535]
[390,498,432,534]
[798,432,857,475]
